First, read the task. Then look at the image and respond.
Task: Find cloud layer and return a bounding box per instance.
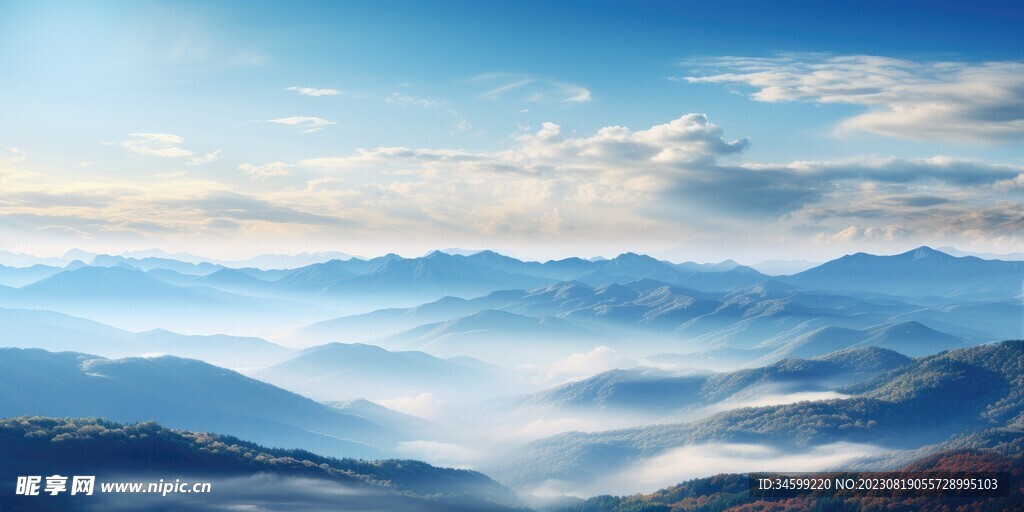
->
[3,113,1022,258]
[681,54,1024,143]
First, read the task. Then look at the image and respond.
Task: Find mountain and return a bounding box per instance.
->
[782,246,1024,297]
[186,268,277,296]
[0,348,400,459]
[760,320,965,361]
[492,367,708,419]
[219,250,357,269]
[489,347,910,426]
[325,399,455,440]
[380,309,609,364]
[751,258,821,275]
[144,267,198,286]
[90,254,224,275]
[293,274,1002,365]
[0,249,85,267]
[0,306,292,368]
[938,246,1024,261]
[131,329,293,368]
[251,342,500,402]
[0,416,521,512]
[0,263,64,287]
[119,248,208,261]
[541,443,1024,512]
[271,258,362,295]
[0,265,336,333]
[294,279,722,348]
[314,251,554,308]
[487,340,1024,491]
[290,289,529,345]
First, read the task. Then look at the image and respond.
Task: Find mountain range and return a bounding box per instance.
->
[487,339,1024,492]
[493,346,910,418]
[0,348,418,460]
[0,246,1019,341]
[781,246,1024,297]
[0,307,292,368]
[250,342,504,402]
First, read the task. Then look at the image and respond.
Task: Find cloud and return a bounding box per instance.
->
[377,393,446,420]
[286,86,341,97]
[36,224,93,239]
[238,161,291,177]
[518,346,638,386]
[617,442,882,496]
[120,133,194,158]
[474,73,593,104]
[395,440,482,468]
[264,116,336,133]
[300,147,481,170]
[284,115,1022,248]
[530,442,883,498]
[815,225,913,244]
[8,114,1023,256]
[385,92,442,108]
[680,54,1024,143]
[187,150,221,166]
[9,147,28,163]
[994,173,1024,191]
[704,391,852,414]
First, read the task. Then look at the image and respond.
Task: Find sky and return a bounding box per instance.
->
[1,0,1022,262]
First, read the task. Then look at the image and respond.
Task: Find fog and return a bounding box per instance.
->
[529,442,886,498]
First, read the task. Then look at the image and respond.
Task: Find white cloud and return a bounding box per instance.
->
[815,224,913,243]
[681,54,1024,143]
[559,84,592,103]
[187,150,222,166]
[377,393,446,420]
[530,442,884,498]
[8,114,1023,256]
[264,116,336,133]
[9,147,28,163]
[395,441,482,469]
[385,92,442,108]
[120,133,194,158]
[704,391,852,414]
[77,161,92,168]
[994,173,1024,191]
[618,442,882,496]
[238,161,291,178]
[518,346,638,386]
[285,86,341,97]
[474,73,593,104]
[36,224,92,239]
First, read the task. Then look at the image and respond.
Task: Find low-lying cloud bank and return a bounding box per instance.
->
[531,442,884,498]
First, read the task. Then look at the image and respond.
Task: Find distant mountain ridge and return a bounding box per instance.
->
[0,245,1018,361]
[782,246,1024,297]
[0,306,292,368]
[251,342,503,402]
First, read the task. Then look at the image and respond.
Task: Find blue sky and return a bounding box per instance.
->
[1,0,1022,261]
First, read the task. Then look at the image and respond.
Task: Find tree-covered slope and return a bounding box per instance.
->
[0,416,522,512]
[492,341,1024,490]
